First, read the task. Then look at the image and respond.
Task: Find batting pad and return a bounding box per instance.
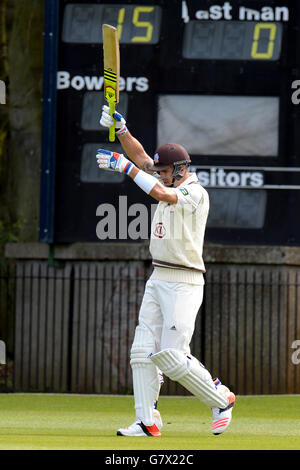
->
[151,349,228,409]
[130,325,162,426]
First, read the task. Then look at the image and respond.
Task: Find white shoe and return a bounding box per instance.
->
[117,409,162,437]
[211,379,235,435]
[153,409,163,430]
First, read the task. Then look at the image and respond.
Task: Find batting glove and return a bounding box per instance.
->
[99,105,128,136]
[96,149,133,174]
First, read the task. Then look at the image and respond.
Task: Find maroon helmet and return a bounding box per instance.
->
[149,143,191,183]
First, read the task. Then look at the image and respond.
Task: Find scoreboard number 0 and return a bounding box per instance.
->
[183,20,282,61]
[251,23,277,59]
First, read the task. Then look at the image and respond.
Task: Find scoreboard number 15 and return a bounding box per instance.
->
[62,4,162,45]
[117,6,154,42]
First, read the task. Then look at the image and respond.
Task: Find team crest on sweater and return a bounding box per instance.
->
[153,222,166,238]
[179,187,189,196]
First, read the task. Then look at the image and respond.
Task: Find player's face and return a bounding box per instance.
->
[158,166,187,187]
[158,167,174,186]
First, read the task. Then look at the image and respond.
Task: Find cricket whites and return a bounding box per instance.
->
[102,24,120,142]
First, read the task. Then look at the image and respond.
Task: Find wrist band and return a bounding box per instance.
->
[124,161,133,175]
[133,170,158,194]
[116,125,128,136]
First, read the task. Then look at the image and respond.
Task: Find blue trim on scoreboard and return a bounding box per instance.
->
[39,0,59,243]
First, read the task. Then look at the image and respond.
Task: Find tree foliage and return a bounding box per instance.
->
[0,0,44,249]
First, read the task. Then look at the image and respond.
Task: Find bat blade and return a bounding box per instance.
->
[102,24,120,142]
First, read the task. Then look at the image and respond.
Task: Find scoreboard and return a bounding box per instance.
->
[40,0,300,245]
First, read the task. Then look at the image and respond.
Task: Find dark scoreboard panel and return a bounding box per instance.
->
[62,3,162,43]
[183,20,283,60]
[48,0,300,245]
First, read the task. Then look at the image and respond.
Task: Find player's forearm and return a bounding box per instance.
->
[129,166,177,204]
[118,131,153,172]
[100,107,154,171]
[96,149,177,203]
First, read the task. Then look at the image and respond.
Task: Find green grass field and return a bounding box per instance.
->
[0,394,299,450]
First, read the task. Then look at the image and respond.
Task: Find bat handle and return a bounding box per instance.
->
[109,102,116,142]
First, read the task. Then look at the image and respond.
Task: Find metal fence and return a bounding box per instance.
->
[0,260,300,395]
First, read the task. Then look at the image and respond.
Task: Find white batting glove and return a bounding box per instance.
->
[99,105,128,136]
[96,149,133,174]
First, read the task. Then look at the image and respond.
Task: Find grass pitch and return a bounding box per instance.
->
[0,394,299,450]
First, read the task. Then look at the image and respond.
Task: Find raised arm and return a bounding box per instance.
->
[100,105,154,172]
[117,130,154,173]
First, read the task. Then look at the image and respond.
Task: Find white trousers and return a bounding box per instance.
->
[138,279,204,354]
[130,279,228,425]
[130,279,204,424]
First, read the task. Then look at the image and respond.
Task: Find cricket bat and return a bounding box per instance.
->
[102,24,120,142]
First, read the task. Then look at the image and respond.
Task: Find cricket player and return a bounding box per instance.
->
[96,106,235,437]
